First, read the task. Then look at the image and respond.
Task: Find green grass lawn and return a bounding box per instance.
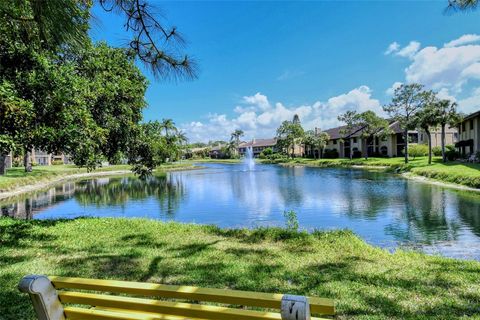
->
[278,157,480,189]
[1,218,479,319]
[0,163,193,192]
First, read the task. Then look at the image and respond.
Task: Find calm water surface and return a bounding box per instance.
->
[2,163,480,259]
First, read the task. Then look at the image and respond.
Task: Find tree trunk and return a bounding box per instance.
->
[441,124,446,163]
[0,154,6,175]
[364,138,368,160]
[426,128,432,165]
[24,151,32,173]
[404,130,409,164]
[349,138,353,160]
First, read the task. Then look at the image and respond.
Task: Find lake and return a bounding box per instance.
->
[2,163,480,259]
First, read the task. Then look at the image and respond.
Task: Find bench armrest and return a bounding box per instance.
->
[18,275,65,320]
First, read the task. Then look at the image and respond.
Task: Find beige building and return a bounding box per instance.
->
[318,121,457,158]
[456,110,480,156]
[32,150,71,166]
[238,138,278,157]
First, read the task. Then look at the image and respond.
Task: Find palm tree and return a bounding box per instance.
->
[230,129,244,157]
[316,132,330,159]
[415,103,440,165]
[230,129,244,145]
[161,118,177,137]
[435,100,461,162]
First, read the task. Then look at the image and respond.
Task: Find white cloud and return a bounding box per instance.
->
[386,82,403,96]
[385,42,400,55]
[242,92,270,110]
[386,34,480,117]
[444,34,480,48]
[384,41,420,59]
[397,41,421,59]
[405,45,480,92]
[276,69,305,81]
[457,87,480,114]
[181,87,382,143]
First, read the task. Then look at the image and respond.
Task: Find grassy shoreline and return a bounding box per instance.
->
[1,217,479,319]
[267,157,480,189]
[0,163,195,193]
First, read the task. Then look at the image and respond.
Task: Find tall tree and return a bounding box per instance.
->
[434,99,461,162]
[276,120,304,158]
[383,83,427,164]
[230,129,244,157]
[356,111,391,160]
[414,93,440,165]
[338,110,359,160]
[0,82,34,175]
[161,119,177,137]
[303,130,330,159]
[0,0,196,80]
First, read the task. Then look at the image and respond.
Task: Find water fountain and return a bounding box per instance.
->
[243,146,255,171]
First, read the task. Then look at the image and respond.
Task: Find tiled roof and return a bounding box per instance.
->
[239,138,277,148]
[323,125,365,140]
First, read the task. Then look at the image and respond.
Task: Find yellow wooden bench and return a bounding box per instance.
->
[19,275,335,320]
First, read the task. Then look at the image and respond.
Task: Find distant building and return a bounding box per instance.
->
[317,121,457,158]
[5,153,13,169]
[238,138,278,157]
[32,150,71,166]
[209,145,227,159]
[456,109,480,156]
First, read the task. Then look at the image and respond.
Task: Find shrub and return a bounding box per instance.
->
[445,144,459,161]
[262,148,273,156]
[323,149,339,159]
[408,144,428,159]
[432,146,442,156]
[283,210,299,232]
[52,160,64,165]
[352,150,362,158]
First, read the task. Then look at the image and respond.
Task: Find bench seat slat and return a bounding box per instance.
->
[93,307,332,320]
[64,306,202,320]
[59,291,283,320]
[50,276,334,315]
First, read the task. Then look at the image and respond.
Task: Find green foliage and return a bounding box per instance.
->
[445,144,460,161]
[283,210,299,232]
[408,144,429,159]
[262,147,273,156]
[2,218,480,319]
[276,116,304,157]
[129,120,187,178]
[432,146,442,156]
[303,130,330,159]
[259,148,274,159]
[323,149,339,159]
[51,160,64,165]
[0,1,195,176]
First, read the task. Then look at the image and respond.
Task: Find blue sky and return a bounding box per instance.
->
[90,1,480,142]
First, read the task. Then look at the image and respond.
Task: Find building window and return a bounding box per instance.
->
[462,122,466,131]
[458,125,462,134]
[333,139,337,145]
[470,119,474,130]
[353,137,357,143]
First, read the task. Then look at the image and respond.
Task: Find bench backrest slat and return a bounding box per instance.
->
[59,291,284,320]
[50,276,334,315]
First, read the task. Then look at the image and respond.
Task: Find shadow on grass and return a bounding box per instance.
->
[2,218,480,319]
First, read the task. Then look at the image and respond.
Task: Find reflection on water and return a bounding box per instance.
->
[2,163,480,259]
